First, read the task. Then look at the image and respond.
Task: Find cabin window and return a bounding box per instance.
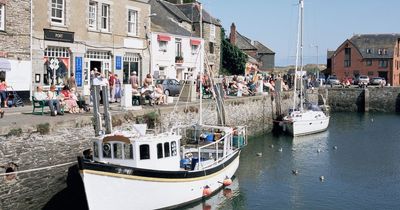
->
[157,143,163,159]
[124,144,134,159]
[164,142,170,158]
[113,143,123,159]
[171,141,177,156]
[93,142,99,158]
[103,143,112,158]
[139,144,150,160]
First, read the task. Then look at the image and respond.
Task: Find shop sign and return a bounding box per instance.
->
[44,29,74,43]
[75,57,82,87]
[115,56,122,70]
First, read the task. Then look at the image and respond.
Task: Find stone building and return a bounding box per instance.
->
[32,0,151,95]
[0,0,31,99]
[331,34,400,86]
[229,23,275,73]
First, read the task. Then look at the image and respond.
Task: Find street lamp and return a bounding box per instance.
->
[311,44,319,84]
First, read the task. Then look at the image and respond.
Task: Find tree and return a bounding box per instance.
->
[221,28,247,75]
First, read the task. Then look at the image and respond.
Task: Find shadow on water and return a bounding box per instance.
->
[43,165,88,210]
[396,93,400,113]
[356,90,365,112]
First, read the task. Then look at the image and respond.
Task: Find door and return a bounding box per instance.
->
[378,71,388,81]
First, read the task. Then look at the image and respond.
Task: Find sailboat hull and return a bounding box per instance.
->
[285,111,330,137]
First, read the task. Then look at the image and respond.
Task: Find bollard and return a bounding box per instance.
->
[102,86,112,134]
[91,85,102,136]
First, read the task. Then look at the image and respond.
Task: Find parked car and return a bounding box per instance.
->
[355,75,370,85]
[370,77,384,85]
[155,79,182,96]
[327,75,340,86]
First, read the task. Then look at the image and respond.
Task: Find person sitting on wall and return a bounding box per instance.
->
[34,85,63,116]
[60,85,80,113]
[140,83,154,106]
[151,84,166,105]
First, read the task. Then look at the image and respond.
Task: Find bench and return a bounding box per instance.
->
[32,96,64,115]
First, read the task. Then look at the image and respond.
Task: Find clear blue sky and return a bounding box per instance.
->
[201,0,400,66]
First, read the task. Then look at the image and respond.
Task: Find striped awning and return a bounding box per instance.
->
[157,35,171,42]
[0,58,11,72]
[190,39,201,46]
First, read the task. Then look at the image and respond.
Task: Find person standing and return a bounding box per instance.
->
[114,74,121,102]
[108,71,116,103]
[67,72,77,89]
[93,72,108,104]
[129,71,138,88]
[0,81,7,108]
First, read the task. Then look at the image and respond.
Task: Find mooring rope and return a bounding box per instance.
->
[0,161,76,176]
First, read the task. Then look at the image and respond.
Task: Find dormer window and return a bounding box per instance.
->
[378,49,383,55]
[383,48,388,55]
[366,48,372,54]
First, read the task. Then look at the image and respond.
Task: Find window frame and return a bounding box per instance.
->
[210,24,216,40]
[127,9,138,36]
[101,4,110,32]
[159,41,167,52]
[164,142,170,158]
[365,59,372,66]
[0,4,5,31]
[124,144,134,159]
[139,144,150,160]
[88,1,97,30]
[51,0,65,25]
[209,42,215,54]
[175,38,182,57]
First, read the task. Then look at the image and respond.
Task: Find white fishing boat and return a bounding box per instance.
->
[282,0,330,137]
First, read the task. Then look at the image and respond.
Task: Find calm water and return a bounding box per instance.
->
[183,113,400,210]
[45,113,400,210]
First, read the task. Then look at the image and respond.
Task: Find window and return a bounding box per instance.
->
[191,45,199,54]
[103,143,111,158]
[365,59,372,66]
[51,0,65,24]
[159,41,167,52]
[113,143,123,159]
[366,48,372,54]
[175,39,182,57]
[171,141,177,156]
[128,9,138,36]
[0,4,4,31]
[101,4,110,31]
[139,144,150,160]
[164,142,170,158]
[124,144,134,159]
[88,1,97,29]
[209,42,215,54]
[123,53,140,84]
[383,49,388,55]
[157,143,163,159]
[379,59,388,68]
[378,49,383,55]
[210,24,216,40]
[344,48,351,67]
[93,142,99,158]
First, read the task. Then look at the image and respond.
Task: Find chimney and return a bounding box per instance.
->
[230,23,236,45]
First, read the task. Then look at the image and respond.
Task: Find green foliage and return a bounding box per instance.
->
[7,128,23,137]
[221,38,248,75]
[37,123,50,135]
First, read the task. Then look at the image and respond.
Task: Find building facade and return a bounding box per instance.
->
[150,0,203,80]
[32,0,151,95]
[331,34,400,86]
[0,0,31,99]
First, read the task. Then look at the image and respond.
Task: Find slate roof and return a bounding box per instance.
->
[158,0,191,23]
[254,41,275,54]
[235,32,257,51]
[150,0,192,36]
[349,34,400,59]
[175,3,222,26]
[327,50,335,59]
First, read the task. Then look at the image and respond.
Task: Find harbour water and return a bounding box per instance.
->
[183,113,400,210]
[44,113,400,210]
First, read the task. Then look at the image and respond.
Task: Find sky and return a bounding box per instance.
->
[200,0,400,66]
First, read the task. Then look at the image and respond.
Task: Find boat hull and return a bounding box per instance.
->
[78,152,240,210]
[286,114,330,137]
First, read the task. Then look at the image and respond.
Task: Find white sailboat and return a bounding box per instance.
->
[283,0,330,137]
[78,2,247,209]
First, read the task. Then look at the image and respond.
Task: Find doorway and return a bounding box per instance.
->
[378,71,388,81]
[90,61,102,73]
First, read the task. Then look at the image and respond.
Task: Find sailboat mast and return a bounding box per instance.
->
[299,0,304,111]
[199,2,203,125]
[293,0,303,111]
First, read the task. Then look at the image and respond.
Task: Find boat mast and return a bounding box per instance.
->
[199,1,203,125]
[299,0,304,111]
[293,0,303,111]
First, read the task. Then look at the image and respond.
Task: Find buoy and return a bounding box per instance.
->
[320,176,325,182]
[256,152,262,157]
[202,185,212,197]
[317,148,322,153]
[333,146,338,150]
[371,118,374,122]
[278,148,283,152]
[223,177,232,186]
[270,144,274,148]
[292,170,299,175]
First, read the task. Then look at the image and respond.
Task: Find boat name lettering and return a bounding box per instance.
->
[116,168,134,175]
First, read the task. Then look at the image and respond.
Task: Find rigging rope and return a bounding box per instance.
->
[0,161,76,176]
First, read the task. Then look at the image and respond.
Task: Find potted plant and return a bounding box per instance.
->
[175,56,184,63]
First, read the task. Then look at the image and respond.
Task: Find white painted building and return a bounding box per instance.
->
[150,33,203,81]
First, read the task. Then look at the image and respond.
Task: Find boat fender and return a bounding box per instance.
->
[223,177,232,186]
[202,185,212,197]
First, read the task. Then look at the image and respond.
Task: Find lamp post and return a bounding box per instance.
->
[311,44,319,85]
[146,13,157,81]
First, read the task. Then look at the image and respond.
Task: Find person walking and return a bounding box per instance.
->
[108,71,116,103]
[0,80,8,108]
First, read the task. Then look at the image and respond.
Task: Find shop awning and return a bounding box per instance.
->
[0,58,11,72]
[157,35,171,42]
[190,39,201,46]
